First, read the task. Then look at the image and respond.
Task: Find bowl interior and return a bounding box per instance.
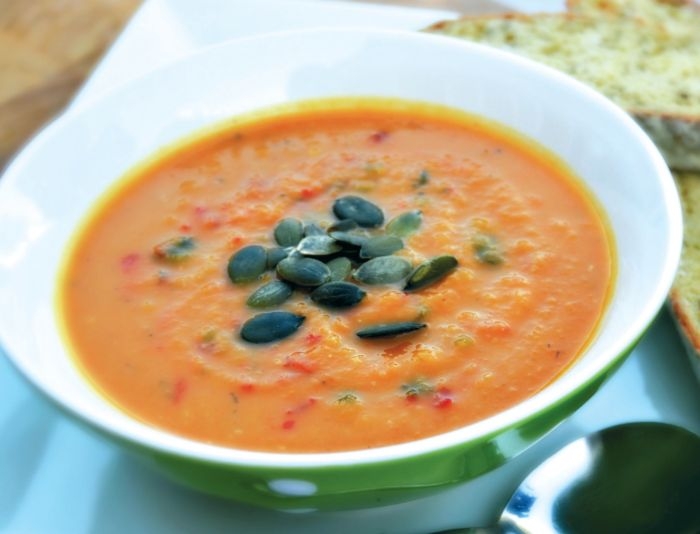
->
[0,28,681,465]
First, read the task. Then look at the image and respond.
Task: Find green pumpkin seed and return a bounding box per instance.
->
[353,256,412,285]
[266,246,293,269]
[332,196,384,228]
[386,210,423,237]
[240,311,305,343]
[311,282,366,309]
[404,255,458,292]
[328,231,369,248]
[153,236,196,262]
[246,280,293,308]
[276,256,331,287]
[296,235,342,256]
[274,218,304,247]
[227,245,267,284]
[328,219,358,232]
[326,257,352,281]
[473,234,504,265]
[359,235,404,259]
[356,322,426,339]
[304,222,326,237]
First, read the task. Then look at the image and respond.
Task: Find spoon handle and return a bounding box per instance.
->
[433,527,507,533]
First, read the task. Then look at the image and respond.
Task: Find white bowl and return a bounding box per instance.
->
[0,28,681,510]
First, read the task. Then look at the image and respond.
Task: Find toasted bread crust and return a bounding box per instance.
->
[669,289,700,381]
[567,0,699,19]
[634,113,700,171]
[670,171,700,378]
[670,289,700,351]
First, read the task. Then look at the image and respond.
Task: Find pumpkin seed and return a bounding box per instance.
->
[332,195,384,228]
[356,322,426,339]
[326,257,352,281]
[240,311,305,343]
[311,282,366,309]
[246,280,293,308]
[296,235,342,256]
[473,234,504,265]
[386,210,423,237]
[276,256,331,287]
[227,245,267,284]
[359,235,404,259]
[353,256,412,285]
[303,222,326,236]
[404,255,458,292]
[328,231,369,248]
[265,246,292,269]
[274,218,304,247]
[153,236,196,262]
[327,219,358,232]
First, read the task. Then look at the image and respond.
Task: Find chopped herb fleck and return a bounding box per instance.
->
[416,169,430,187]
[415,304,430,320]
[401,379,434,399]
[200,329,218,343]
[473,234,504,265]
[454,334,475,348]
[196,329,220,353]
[336,392,360,405]
[364,161,385,177]
[153,236,196,262]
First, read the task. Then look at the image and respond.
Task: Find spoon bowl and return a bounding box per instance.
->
[465,422,700,533]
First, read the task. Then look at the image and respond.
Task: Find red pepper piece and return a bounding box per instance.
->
[432,387,453,409]
[305,333,323,345]
[368,131,389,143]
[284,356,317,374]
[172,378,188,404]
[120,253,140,274]
[300,187,320,200]
[285,397,317,416]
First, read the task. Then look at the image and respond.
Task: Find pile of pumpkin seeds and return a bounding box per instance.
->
[228,195,459,344]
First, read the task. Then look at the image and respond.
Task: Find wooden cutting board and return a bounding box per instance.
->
[0,0,504,167]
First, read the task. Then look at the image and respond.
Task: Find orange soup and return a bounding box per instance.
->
[59,99,613,453]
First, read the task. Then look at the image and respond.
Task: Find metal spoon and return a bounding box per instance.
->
[447,422,700,534]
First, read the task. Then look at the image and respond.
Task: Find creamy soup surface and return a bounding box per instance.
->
[59,100,613,452]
